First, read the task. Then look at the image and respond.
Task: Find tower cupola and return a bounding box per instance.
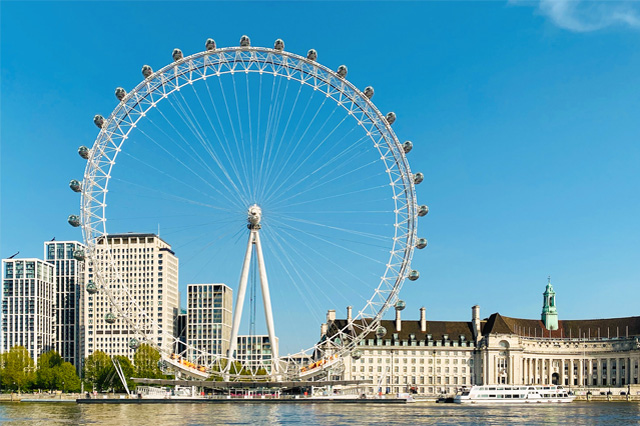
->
[541,276,558,330]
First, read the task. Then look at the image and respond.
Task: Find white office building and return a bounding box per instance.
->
[1,258,55,366]
[85,233,179,358]
[44,240,85,370]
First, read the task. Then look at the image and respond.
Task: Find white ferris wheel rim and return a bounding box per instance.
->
[78,43,419,379]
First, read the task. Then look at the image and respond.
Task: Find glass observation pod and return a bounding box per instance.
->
[86,281,98,294]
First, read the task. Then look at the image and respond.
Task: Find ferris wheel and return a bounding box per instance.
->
[68,36,429,380]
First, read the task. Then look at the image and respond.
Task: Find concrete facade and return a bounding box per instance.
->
[85,233,179,358]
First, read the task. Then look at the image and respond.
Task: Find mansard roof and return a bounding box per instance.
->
[327,318,475,342]
[483,313,640,339]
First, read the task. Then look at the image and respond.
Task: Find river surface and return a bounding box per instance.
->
[0,401,638,425]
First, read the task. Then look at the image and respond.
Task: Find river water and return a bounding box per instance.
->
[0,401,638,425]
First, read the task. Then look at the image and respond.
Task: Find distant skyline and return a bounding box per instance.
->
[2,1,639,338]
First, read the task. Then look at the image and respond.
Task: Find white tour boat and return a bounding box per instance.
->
[454,385,575,404]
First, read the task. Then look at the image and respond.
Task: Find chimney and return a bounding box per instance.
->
[420,307,426,332]
[347,306,353,322]
[395,308,402,332]
[321,322,328,337]
[327,309,336,323]
[472,305,481,343]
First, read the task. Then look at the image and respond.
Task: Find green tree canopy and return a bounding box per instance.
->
[83,351,112,392]
[1,346,35,391]
[111,355,135,393]
[133,344,163,379]
[35,350,63,390]
[55,362,81,392]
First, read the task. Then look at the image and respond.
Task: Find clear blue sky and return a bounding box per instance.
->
[2,1,640,352]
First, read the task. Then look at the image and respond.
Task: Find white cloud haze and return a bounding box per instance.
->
[518,0,640,32]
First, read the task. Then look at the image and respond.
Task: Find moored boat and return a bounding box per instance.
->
[453,385,574,404]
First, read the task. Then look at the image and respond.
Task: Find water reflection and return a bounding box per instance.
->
[0,402,637,425]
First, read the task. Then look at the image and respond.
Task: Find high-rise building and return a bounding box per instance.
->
[85,233,179,358]
[44,240,85,370]
[175,308,187,355]
[1,258,55,366]
[186,283,232,365]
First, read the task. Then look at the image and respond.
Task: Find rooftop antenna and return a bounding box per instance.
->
[7,252,19,259]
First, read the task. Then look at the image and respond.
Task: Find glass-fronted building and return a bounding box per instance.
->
[186,283,232,365]
[44,240,85,371]
[1,258,55,366]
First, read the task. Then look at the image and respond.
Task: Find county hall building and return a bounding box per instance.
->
[322,280,640,396]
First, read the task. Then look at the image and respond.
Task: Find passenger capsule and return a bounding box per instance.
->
[78,146,90,160]
[69,179,81,193]
[129,338,140,350]
[240,35,251,47]
[172,48,183,62]
[105,313,117,324]
[408,270,420,281]
[385,112,396,125]
[334,337,342,346]
[86,281,98,294]
[418,205,429,217]
[274,39,284,51]
[351,349,363,360]
[115,87,126,101]
[93,115,105,129]
[205,38,216,51]
[337,65,348,78]
[73,249,85,261]
[68,215,80,227]
[416,238,428,249]
[363,86,374,99]
[395,300,406,311]
[403,141,413,154]
[413,173,424,185]
[307,49,318,61]
[142,65,153,78]
[375,326,387,338]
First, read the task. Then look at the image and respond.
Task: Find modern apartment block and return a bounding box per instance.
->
[44,240,85,370]
[236,335,279,373]
[1,258,55,366]
[186,283,232,365]
[85,233,179,358]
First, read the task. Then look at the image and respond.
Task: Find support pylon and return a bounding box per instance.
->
[227,205,279,373]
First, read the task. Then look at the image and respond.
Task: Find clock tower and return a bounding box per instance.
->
[541,277,558,330]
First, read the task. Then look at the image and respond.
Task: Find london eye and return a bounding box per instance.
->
[68,36,428,380]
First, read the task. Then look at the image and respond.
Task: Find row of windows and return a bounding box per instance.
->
[357,357,473,365]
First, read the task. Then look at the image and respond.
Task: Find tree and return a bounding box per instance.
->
[35,350,63,390]
[133,344,163,379]
[54,362,81,393]
[83,351,112,392]
[1,346,35,392]
[111,356,135,392]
